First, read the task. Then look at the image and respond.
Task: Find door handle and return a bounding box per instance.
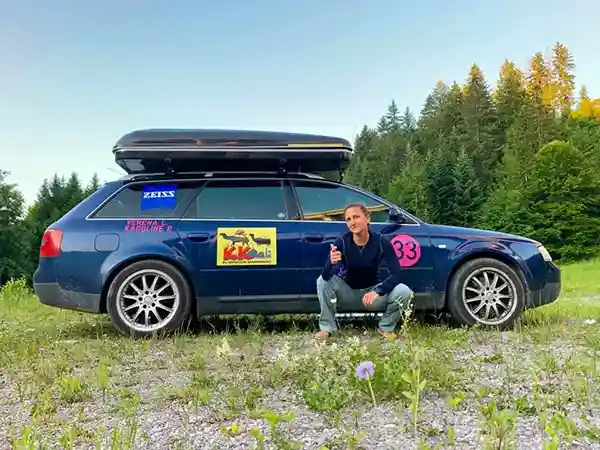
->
[187,232,211,242]
[304,233,325,243]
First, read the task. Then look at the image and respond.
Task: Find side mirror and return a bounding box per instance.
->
[388,207,403,223]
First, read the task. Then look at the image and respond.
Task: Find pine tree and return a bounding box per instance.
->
[345,126,377,188]
[550,42,576,116]
[494,59,527,134]
[64,172,85,206]
[461,64,501,188]
[419,81,462,149]
[399,107,416,133]
[85,173,101,196]
[425,141,461,225]
[527,52,553,108]
[386,141,432,220]
[453,148,482,227]
[419,81,450,128]
[377,100,401,134]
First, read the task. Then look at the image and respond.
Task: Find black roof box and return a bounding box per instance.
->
[112,128,354,176]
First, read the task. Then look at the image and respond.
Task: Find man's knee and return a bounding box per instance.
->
[317,276,328,290]
[390,283,414,303]
[317,276,336,296]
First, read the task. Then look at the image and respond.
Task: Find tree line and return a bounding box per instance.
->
[0,171,101,284]
[1,41,599,286]
[345,42,600,262]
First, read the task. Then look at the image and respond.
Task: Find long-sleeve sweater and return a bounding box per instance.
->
[321,229,402,295]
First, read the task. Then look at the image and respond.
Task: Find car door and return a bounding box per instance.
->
[289,179,436,312]
[177,178,304,312]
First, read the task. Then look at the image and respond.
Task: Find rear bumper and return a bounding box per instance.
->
[526,262,561,308]
[34,282,102,314]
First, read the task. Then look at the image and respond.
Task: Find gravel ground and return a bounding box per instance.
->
[1,383,599,449]
[1,329,600,450]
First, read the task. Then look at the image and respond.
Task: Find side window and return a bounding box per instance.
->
[292,181,390,223]
[91,182,200,219]
[184,180,290,220]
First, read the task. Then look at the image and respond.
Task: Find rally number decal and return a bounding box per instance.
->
[390,234,421,267]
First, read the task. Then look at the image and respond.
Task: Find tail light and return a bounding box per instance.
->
[40,229,63,258]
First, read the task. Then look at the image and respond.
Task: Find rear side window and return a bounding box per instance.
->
[91,182,201,219]
[183,180,290,220]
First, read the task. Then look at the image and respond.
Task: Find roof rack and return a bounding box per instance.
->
[112,128,354,181]
[124,171,329,182]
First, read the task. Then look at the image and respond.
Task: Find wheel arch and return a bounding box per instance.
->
[444,250,529,306]
[99,255,197,314]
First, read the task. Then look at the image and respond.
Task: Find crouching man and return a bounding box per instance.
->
[314,203,414,340]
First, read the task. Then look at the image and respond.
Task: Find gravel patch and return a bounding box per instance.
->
[1,330,600,449]
[2,386,599,449]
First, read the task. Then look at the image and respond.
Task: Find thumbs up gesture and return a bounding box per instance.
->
[330,244,342,264]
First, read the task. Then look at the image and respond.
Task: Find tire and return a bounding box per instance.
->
[106,259,193,338]
[446,257,525,329]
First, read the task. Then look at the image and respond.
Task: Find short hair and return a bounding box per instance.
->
[343,203,370,217]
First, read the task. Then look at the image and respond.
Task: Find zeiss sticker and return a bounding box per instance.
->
[141,184,177,210]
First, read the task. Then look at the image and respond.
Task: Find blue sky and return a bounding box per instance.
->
[2,0,599,205]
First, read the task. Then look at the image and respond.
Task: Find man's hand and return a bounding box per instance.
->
[330,244,342,264]
[362,291,379,306]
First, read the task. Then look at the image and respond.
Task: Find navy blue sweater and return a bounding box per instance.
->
[321,230,403,295]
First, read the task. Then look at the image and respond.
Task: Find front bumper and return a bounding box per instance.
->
[34,282,102,314]
[526,262,561,308]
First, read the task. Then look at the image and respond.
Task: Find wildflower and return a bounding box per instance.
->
[355,361,377,406]
[355,361,375,380]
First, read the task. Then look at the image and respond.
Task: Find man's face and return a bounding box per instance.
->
[345,206,370,234]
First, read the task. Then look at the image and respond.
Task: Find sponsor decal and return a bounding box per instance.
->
[141,184,177,210]
[216,227,277,266]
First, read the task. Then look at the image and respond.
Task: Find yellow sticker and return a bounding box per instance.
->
[216,227,277,266]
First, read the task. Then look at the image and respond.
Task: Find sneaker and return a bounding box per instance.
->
[314,330,331,339]
[377,328,397,340]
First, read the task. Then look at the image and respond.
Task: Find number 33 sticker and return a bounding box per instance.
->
[391,234,421,267]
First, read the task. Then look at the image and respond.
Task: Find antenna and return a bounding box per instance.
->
[107,167,125,175]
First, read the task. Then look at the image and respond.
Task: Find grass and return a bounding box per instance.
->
[0,259,600,449]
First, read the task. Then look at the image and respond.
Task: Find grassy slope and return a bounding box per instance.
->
[0,259,599,449]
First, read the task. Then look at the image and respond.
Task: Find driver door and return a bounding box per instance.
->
[289,179,435,311]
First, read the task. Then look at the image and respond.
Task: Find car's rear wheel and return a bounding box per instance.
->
[446,257,525,329]
[106,259,193,338]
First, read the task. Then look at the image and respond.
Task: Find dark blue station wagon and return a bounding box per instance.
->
[33,129,561,337]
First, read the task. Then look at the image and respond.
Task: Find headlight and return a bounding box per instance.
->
[538,245,552,262]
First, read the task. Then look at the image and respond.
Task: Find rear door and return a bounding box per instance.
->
[289,179,435,311]
[177,178,304,310]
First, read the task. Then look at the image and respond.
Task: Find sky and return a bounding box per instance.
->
[1,0,600,206]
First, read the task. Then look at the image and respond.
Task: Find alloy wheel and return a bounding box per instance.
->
[461,267,518,326]
[115,269,181,333]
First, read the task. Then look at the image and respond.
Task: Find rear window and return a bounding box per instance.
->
[91,182,200,219]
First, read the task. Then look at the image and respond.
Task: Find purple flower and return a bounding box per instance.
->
[355,361,375,380]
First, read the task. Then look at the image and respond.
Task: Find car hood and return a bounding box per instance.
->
[426,224,540,244]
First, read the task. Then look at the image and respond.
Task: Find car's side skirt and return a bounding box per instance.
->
[195,292,445,316]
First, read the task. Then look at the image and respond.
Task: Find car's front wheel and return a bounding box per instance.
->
[106,259,193,338]
[446,257,525,329]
